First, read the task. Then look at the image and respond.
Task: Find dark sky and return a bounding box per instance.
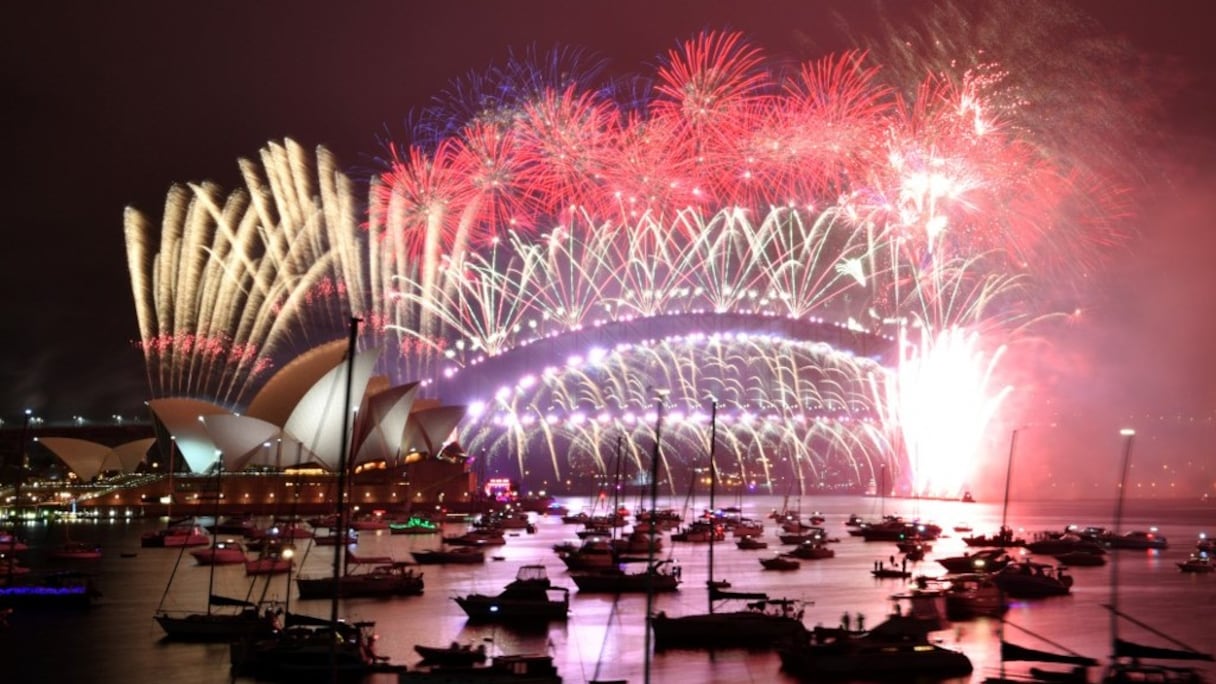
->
[3,1,1215,491]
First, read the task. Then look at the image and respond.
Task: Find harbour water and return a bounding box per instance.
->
[2,494,1214,683]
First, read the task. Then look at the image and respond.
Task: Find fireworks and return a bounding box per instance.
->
[126,28,1131,495]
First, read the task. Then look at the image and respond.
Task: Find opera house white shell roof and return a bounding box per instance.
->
[144,346,465,474]
[38,436,153,481]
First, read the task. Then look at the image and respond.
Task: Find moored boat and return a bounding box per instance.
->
[569,559,681,593]
[651,596,809,650]
[410,547,486,565]
[454,564,569,623]
[457,562,569,620]
[156,595,280,642]
[141,520,210,548]
[49,541,104,561]
[1176,552,1214,573]
[401,652,562,683]
[992,559,1073,598]
[778,603,972,679]
[735,535,768,550]
[295,560,423,599]
[760,554,801,571]
[413,641,488,666]
[189,539,246,566]
[937,547,1015,574]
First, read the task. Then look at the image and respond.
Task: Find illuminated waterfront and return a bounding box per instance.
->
[2,495,1214,682]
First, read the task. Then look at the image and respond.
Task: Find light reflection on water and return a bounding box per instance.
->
[2,495,1214,683]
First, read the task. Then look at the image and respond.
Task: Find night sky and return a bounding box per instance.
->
[3,1,1214,494]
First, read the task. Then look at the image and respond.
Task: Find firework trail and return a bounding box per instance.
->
[128,26,1135,493]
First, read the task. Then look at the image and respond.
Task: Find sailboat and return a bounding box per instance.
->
[982,623,1098,683]
[292,373,424,600]
[649,400,810,650]
[570,436,682,594]
[229,318,406,680]
[980,428,1093,683]
[155,458,280,642]
[1100,429,1212,683]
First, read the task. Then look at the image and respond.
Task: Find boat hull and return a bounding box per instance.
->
[651,610,807,650]
[155,611,278,642]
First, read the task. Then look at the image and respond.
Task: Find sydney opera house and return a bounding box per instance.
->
[5,339,478,518]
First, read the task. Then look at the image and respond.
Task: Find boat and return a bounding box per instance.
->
[730,519,764,537]
[244,550,294,576]
[207,515,263,537]
[389,515,441,535]
[157,459,281,641]
[413,641,488,666]
[454,564,570,623]
[1100,429,1213,683]
[648,401,810,651]
[669,520,723,543]
[982,629,1098,683]
[1102,528,1169,550]
[401,652,562,683]
[937,547,1016,574]
[442,528,507,546]
[49,541,103,561]
[189,538,247,565]
[963,525,1027,548]
[410,547,486,564]
[858,515,943,542]
[0,532,29,553]
[735,535,768,550]
[870,558,912,579]
[312,527,358,546]
[1102,633,1213,683]
[759,554,801,571]
[570,559,681,593]
[1176,552,1214,573]
[778,526,833,545]
[0,571,100,609]
[935,572,1008,620]
[230,615,403,681]
[155,593,281,642]
[787,540,836,560]
[556,537,617,570]
[1026,530,1107,555]
[777,599,973,679]
[1054,549,1107,567]
[229,319,405,680]
[295,559,423,599]
[140,519,211,548]
[652,596,809,650]
[992,559,1073,598]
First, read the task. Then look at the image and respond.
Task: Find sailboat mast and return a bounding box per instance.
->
[1110,428,1135,658]
[330,317,360,629]
[644,393,665,684]
[205,457,223,616]
[706,400,718,612]
[612,435,624,541]
[1002,429,1020,537]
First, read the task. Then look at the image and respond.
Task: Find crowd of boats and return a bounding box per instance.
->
[2,499,1213,683]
